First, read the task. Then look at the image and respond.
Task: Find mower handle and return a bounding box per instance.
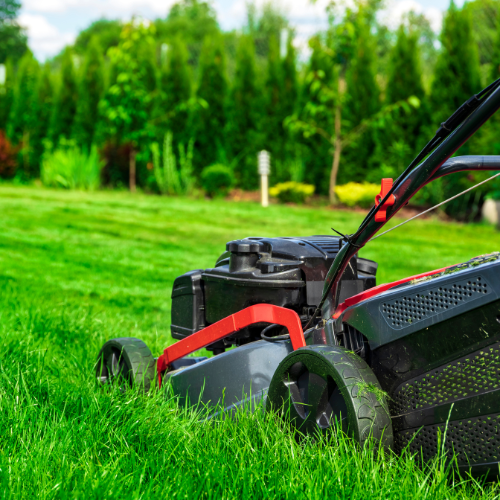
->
[319,82,500,321]
[430,155,500,181]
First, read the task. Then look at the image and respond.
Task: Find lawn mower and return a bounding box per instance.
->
[97,78,500,476]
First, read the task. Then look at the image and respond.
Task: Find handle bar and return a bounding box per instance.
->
[430,155,500,181]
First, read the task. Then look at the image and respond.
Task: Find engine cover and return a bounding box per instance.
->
[171,235,377,347]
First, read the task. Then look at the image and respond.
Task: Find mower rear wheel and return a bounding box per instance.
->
[96,337,156,392]
[266,345,393,449]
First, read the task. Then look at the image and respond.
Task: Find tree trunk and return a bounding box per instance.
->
[129,148,136,192]
[329,76,346,205]
[329,132,342,205]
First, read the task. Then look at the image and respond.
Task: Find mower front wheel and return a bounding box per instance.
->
[96,337,156,392]
[266,345,393,450]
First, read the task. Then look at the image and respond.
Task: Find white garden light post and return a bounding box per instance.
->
[258,150,270,208]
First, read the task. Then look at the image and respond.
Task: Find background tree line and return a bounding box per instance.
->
[1,0,500,218]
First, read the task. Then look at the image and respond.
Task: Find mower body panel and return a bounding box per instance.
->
[342,255,500,349]
[340,255,500,473]
[165,339,293,411]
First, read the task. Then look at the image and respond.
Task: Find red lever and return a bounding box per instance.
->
[375,178,395,222]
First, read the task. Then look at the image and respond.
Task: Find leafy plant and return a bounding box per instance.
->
[201,164,234,197]
[269,181,315,204]
[41,140,103,190]
[152,131,195,195]
[334,182,380,208]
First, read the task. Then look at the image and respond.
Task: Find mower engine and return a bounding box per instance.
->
[170,236,378,352]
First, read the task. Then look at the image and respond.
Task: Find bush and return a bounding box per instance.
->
[41,140,103,190]
[334,182,380,208]
[269,181,315,204]
[201,164,234,197]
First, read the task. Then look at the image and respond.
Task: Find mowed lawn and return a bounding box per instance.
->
[1,185,500,499]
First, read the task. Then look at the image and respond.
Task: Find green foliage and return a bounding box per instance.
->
[246,1,289,59]
[152,131,195,195]
[0,58,14,130]
[466,0,500,67]
[50,48,78,146]
[193,34,228,174]
[0,0,27,63]
[201,163,233,197]
[7,50,39,144]
[428,2,482,219]
[430,2,481,128]
[156,37,192,147]
[99,22,156,148]
[376,25,428,176]
[334,181,379,208]
[491,3,500,81]
[227,35,263,189]
[31,63,54,176]
[156,0,219,45]
[73,19,122,55]
[7,50,40,178]
[41,141,103,190]
[297,35,336,193]
[263,35,285,159]
[269,181,315,204]
[342,15,380,182]
[73,37,105,150]
[281,32,298,121]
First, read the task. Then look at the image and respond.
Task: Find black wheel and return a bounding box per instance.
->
[96,337,156,392]
[266,345,393,449]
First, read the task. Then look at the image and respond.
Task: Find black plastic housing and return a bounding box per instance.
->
[170,270,206,339]
[170,236,377,344]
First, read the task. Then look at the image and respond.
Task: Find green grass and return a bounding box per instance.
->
[1,185,500,498]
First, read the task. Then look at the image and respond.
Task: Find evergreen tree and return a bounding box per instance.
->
[73,37,105,150]
[226,34,263,189]
[491,12,500,82]
[0,58,14,130]
[193,34,227,173]
[0,0,27,63]
[380,25,427,174]
[32,63,53,173]
[263,35,284,162]
[429,2,481,128]
[298,36,336,194]
[50,48,78,146]
[341,17,380,182]
[156,37,191,147]
[428,1,481,218]
[7,50,40,177]
[282,33,298,123]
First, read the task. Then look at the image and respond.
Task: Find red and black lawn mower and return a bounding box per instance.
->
[97,78,500,477]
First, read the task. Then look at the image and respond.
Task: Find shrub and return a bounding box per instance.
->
[201,164,234,197]
[269,181,315,204]
[334,182,380,208]
[41,140,103,190]
[0,130,18,178]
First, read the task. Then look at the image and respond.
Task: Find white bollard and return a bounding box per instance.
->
[258,150,270,208]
